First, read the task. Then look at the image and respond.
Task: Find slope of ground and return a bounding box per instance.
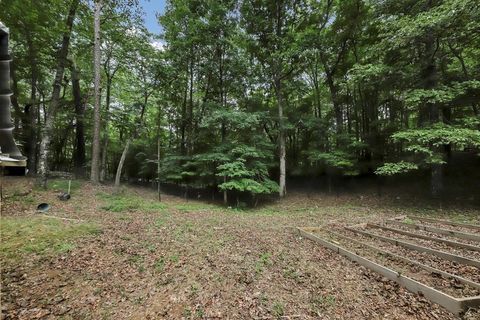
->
[1,177,479,319]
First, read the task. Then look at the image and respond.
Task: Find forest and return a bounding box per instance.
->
[2,1,480,319]
[1,0,480,204]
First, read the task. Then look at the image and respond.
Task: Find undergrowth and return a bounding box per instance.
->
[47,179,83,192]
[98,192,167,213]
[0,216,100,264]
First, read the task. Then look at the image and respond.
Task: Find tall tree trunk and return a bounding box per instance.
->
[187,55,194,155]
[114,139,130,188]
[37,0,79,188]
[421,24,442,197]
[9,62,21,133]
[274,1,287,198]
[157,136,161,201]
[14,30,38,174]
[27,62,38,174]
[275,77,286,198]
[113,93,148,189]
[221,122,227,204]
[180,76,188,155]
[71,61,86,178]
[100,138,108,181]
[326,74,342,136]
[218,43,228,204]
[100,76,112,181]
[90,0,102,183]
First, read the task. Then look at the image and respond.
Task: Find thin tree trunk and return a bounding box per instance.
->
[71,61,86,178]
[27,51,38,174]
[326,74,343,136]
[156,104,162,201]
[187,55,194,155]
[100,138,108,181]
[113,90,149,189]
[157,136,161,201]
[9,62,21,133]
[276,77,286,198]
[37,0,79,188]
[90,0,102,183]
[219,44,227,204]
[274,1,286,198]
[114,139,130,188]
[180,76,188,155]
[100,76,112,182]
[421,19,442,198]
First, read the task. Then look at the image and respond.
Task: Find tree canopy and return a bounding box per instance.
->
[1,0,479,204]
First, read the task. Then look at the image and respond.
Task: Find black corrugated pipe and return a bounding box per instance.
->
[0,22,24,160]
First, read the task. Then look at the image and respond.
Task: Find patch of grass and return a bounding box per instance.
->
[310,294,336,313]
[283,267,301,282]
[190,282,200,295]
[169,254,179,263]
[128,254,145,272]
[117,215,133,222]
[174,202,219,212]
[98,192,167,213]
[0,217,100,264]
[255,252,272,274]
[174,222,194,239]
[195,307,205,318]
[229,207,287,216]
[183,307,192,318]
[8,193,35,205]
[48,179,82,192]
[145,243,157,253]
[154,218,166,228]
[154,257,165,272]
[55,242,76,253]
[259,293,269,306]
[272,301,284,317]
[128,254,144,265]
[403,217,415,224]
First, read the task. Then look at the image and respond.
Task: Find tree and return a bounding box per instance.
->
[241,0,303,198]
[90,0,102,183]
[37,0,80,188]
[5,0,478,203]
[113,28,160,188]
[70,60,87,178]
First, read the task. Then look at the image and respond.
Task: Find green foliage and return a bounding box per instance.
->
[219,178,278,194]
[392,125,480,150]
[393,124,480,166]
[217,160,253,178]
[308,151,355,170]
[216,142,279,195]
[404,81,480,107]
[375,161,419,176]
[6,0,480,199]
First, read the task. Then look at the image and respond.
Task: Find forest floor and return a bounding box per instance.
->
[1,177,479,320]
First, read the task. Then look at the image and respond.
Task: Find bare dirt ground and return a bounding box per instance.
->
[1,177,479,319]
